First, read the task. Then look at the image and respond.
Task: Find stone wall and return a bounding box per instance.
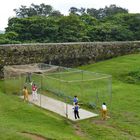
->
[0,41,140,78]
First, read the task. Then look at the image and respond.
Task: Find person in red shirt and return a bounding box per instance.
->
[32,84,38,101]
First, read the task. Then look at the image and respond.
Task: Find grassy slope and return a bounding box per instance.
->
[0,54,140,140]
[0,93,85,140]
[79,54,140,140]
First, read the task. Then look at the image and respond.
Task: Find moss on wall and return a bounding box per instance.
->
[0,41,140,78]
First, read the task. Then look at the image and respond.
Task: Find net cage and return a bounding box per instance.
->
[2,63,112,113]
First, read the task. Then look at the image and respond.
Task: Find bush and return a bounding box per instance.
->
[0,38,21,44]
[124,76,136,84]
[120,70,140,84]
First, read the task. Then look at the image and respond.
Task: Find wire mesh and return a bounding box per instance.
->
[3,63,112,115]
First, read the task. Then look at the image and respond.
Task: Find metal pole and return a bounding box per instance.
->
[65,97,68,118]
[40,75,43,107]
[108,76,112,116]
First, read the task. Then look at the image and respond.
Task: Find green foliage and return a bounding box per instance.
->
[6,16,60,42]
[0,92,83,140]
[124,76,136,84]
[57,14,87,42]
[87,4,128,19]
[0,38,21,44]
[1,4,140,43]
[13,3,61,18]
[121,70,140,84]
[0,31,21,44]
[88,22,134,41]
[49,10,63,17]
[79,54,140,139]
[5,31,18,40]
[69,7,86,15]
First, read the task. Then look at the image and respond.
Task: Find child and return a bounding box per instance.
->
[23,86,29,102]
[73,95,78,105]
[32,84,38,101]
[101,102,107,120]
[74,102,80,119]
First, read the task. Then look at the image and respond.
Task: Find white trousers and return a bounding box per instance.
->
[32,91,38,101]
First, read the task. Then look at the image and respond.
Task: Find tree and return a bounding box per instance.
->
[14,5,28,18]
[87,22,134,41]
[14,3,58,17]
[104,13,140,40]
[87,4,128,19]
[6,16,59,43]
[5,4,140,43]
[87,8,100,19]
[39,3,53,16]
[80,14,97,26]
[5,31,18,40]
[49,10,63,17]
[69,7,79,15]
[78,7,86,15]
[57,14,87,42]
[104,4,128,17]
[0,31,21,44]
[69,7,86,15]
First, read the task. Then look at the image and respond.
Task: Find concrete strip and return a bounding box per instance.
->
[21,94,98,121]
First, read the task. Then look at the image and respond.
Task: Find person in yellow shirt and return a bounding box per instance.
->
[23,86,29,102]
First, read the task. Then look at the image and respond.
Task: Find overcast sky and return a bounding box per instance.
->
[0,0,140,31]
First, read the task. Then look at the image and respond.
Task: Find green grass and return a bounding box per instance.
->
[79,54,140,139]
[0,93,85,140]
[0,53,140,139]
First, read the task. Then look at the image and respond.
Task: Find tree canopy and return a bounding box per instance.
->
[1,3,140,44]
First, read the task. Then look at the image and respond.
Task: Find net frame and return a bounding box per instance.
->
[43,67,112,106]
[3,63,112,117]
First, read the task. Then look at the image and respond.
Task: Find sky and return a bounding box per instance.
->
[0,0,140,31]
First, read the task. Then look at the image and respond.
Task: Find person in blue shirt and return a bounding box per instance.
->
[73,95,78,105]
[74,102,80,119]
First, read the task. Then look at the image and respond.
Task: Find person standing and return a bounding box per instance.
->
[73,95,78,105]
[74,102,80,119]
[101,102,107,120]
[25,72,32,84]
[23,86,29,102]
[32,84,38,101]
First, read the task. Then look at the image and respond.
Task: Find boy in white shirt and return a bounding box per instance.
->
[101,102,107,120]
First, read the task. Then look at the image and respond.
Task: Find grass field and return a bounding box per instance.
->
[0,54,140,140]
